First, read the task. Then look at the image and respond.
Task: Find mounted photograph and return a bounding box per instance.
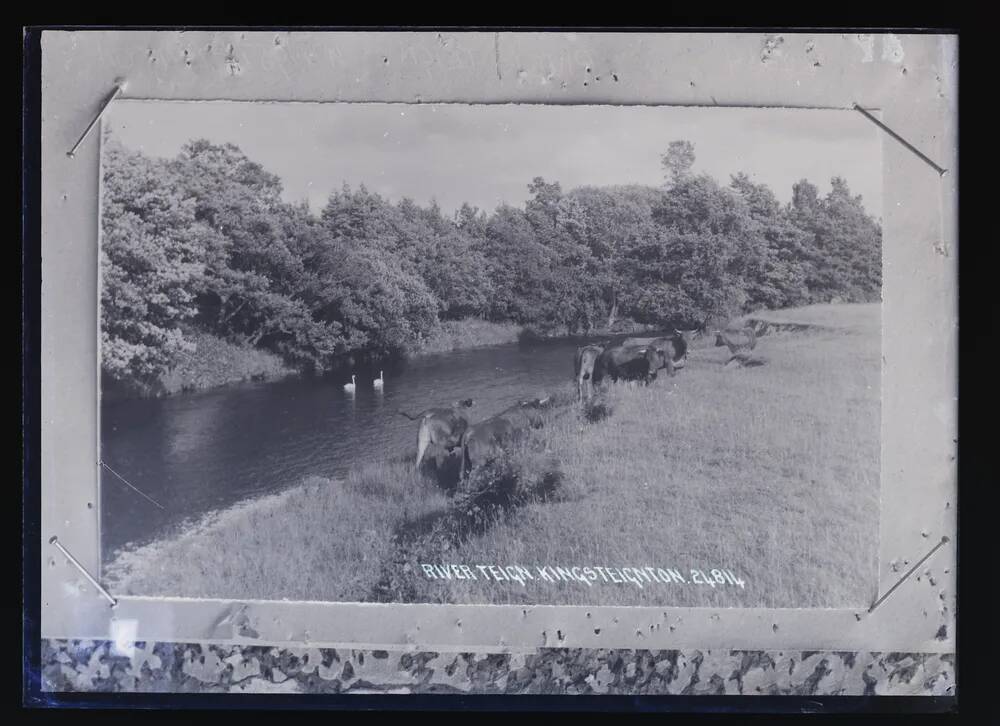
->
[96,100,883,610]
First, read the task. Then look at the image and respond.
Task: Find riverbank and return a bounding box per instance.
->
[416,319,522,355]
[106,316,665,400]
[109,319,529,399]
[157,331,298,395]
[104,303,881,608]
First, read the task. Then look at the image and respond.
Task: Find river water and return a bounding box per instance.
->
[99,337,600,560]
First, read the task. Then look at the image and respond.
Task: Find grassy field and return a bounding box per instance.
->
[107,303,880,608]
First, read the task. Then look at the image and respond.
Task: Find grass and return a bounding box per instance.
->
[417,318,523,355]
[106,303,881,609]
[741,302,881,334]
[157,331,297,395]
[106,466,451,602]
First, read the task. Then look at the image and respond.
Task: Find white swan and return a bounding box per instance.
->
[343,374,356,393]
[373,370,384,390]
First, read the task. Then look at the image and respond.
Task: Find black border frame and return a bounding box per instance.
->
[22,23,976,717]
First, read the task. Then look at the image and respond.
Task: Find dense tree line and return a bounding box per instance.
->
[100,133,882,387]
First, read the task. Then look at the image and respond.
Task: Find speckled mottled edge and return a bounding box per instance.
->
[40,640,955,696]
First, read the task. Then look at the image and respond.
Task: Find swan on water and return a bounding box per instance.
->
[373,370,384,390]
[343,374,356,393]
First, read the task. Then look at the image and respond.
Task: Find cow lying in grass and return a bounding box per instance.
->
[460,397,550,480]
[399,398,476,468]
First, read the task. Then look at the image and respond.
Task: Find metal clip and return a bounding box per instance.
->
[49,536,118,607]
[66,78,126,159]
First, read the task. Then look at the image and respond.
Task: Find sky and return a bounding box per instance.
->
[105,100,883,220]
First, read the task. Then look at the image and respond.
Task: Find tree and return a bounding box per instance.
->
[661,140,696,187]
[172,139,318,353]
[730,173,811,309]
[525,177,563,231]
[415,228,493,319]
[640,173,762,323]
[788,177,882,303]
[100,137,221,384]
[100,130,883,391]
[307,240,441,358]
[559,185,664,328]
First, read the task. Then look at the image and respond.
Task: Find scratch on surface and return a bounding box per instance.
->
[494,33,502,81]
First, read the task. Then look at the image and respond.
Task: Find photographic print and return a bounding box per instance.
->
[97,100,883,610]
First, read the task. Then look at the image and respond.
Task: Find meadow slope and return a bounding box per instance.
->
[107,303,881,609]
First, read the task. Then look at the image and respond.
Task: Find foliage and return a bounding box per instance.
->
[100,132,883,390]
[100,138,221,384]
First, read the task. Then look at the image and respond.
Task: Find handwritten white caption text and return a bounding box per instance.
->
[420,564,746,589]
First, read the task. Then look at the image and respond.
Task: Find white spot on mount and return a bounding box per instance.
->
[852,34,875,63]
[882,34,905,64]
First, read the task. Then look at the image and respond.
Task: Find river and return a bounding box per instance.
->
[99,337,602,561]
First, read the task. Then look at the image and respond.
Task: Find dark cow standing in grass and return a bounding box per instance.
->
[399,398,475,468]
[622,327,701,374]
[460,398,550,479]
[592,345,668,386]
[574,345,604,401]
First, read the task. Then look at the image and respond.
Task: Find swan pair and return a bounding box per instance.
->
[343,371,384,393]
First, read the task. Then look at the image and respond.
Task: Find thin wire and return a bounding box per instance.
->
[868,536,950,614]
[99,460,166,510]
[67,81,125,158]
[853,102,948,176]
[49,536,118,607]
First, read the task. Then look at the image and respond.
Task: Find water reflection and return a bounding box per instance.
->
[100,339,585,559]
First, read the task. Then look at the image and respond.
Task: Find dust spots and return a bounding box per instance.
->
[805,39,822,67]
[761,35,785,63]
[225,44,241,76]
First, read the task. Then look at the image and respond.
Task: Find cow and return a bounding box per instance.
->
[497,396,551,429]
[574,345,604,401]
[399,398,476,468]
[713,327,758,355]
[460,397,550,479]
[622,328,700,373]
[592,345,668,386]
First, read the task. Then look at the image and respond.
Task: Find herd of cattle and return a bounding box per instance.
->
[399,325,759,482]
